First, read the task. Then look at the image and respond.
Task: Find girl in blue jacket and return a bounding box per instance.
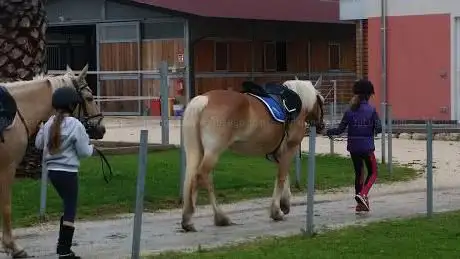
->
[326,79,382,212]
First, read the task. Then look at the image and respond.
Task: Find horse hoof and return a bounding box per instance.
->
[270,210,285,222]
[12,249,31,258]
[181,222,197,232]
[214,214,233,227]
[280,202,291,215]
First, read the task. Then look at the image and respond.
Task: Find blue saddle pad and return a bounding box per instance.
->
[247,93,286,123]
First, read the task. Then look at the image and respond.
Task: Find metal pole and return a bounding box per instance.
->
[181,18,191,203]
[305,125,316,236]
[380,0,388,165]
[131,130,149,259]
[426,120,433,218]
[183,19,191,104]
[387,104,393,175]
[295,145,301,189]
[39,159,48,220]
[179,116,186,200]
[332,80,337,121]
[160,61,169,145]
[329,104,334,154]
[381,103,387,164]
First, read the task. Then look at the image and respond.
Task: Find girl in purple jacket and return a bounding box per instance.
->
[326,79,382,212]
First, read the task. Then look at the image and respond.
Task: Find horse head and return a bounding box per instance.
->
[284,76,326,134]
[65,64,106,140]
[310,76,326,134]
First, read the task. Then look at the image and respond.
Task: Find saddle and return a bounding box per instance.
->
[242,81,302,123]
[0,85,18,142]
[241,81,303,162]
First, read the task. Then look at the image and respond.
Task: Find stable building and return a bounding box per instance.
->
[46,0,358,116]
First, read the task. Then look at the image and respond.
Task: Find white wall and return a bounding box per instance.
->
[340,0,460,20]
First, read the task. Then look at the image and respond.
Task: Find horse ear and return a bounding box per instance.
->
[66,65,74,75]
[78,64,89,80]
[314,75,322,88]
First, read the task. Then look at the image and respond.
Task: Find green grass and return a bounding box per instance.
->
[12,149,417,227]
[148,210,460,259]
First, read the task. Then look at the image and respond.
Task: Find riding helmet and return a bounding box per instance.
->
[352,79,375,95]
[52,86,81,112]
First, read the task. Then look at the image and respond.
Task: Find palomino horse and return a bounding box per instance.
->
[181,78,325,232]
[0,65,105,258]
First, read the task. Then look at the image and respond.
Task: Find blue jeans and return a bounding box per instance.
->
[48,170,79,223]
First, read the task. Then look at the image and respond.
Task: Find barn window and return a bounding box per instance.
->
[214,41,229,71]
[328,42,341,70]
[263,41,287,72]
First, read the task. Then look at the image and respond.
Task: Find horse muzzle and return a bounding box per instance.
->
[315,123,326,134]
[83,118,106,140]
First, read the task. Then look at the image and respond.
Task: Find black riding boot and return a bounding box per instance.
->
[57,218,80,259]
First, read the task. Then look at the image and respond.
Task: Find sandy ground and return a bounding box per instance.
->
[3,117,460,259]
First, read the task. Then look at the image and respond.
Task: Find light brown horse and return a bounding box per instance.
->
[0,65,105,258]
[181,78,325,232]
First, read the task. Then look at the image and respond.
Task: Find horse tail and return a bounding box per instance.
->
[183,95,208,157]
[181,95,208,207]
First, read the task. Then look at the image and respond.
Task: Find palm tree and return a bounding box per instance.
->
[0,0,48,178]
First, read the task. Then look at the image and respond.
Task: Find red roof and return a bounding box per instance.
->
[131,0,340,23]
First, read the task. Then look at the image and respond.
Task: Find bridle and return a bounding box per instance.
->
[314,95,325,132]
[71,78,104,133]
[70,78,113,183]
[306,95,325,133]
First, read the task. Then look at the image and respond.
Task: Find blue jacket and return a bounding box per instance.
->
[326,101,382,153]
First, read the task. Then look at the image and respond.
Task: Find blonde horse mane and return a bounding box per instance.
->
[282,77,324,112]
[2,67,81,92]
[32,72,76,91]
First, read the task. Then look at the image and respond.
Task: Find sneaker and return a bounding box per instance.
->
[355,194,370,211]
[355,203,366,212]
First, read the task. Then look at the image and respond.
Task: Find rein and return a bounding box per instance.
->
[93,147,113,183]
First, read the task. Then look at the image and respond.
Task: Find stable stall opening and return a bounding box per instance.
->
[46,25,97,93]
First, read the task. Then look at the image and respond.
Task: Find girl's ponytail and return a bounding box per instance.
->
[48,112,65,155]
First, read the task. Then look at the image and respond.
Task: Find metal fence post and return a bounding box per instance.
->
[426,120,433,218]
[39,159,48,221]
[387,104,393,175]
[381,102,387,164]
[329,104,334,154]
[160,61,169,145]
[131,130,149,259]
[305,125,316,236]
[295,144,301,189]
[332,80,337,121]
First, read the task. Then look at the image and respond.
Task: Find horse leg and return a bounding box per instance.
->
[198,152,232,227]
[270,147,297,221]
[0,166,28,258]
[181,152,202,232]
[280,174,292,215]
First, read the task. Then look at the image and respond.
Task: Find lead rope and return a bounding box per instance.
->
[93,147,113,183]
